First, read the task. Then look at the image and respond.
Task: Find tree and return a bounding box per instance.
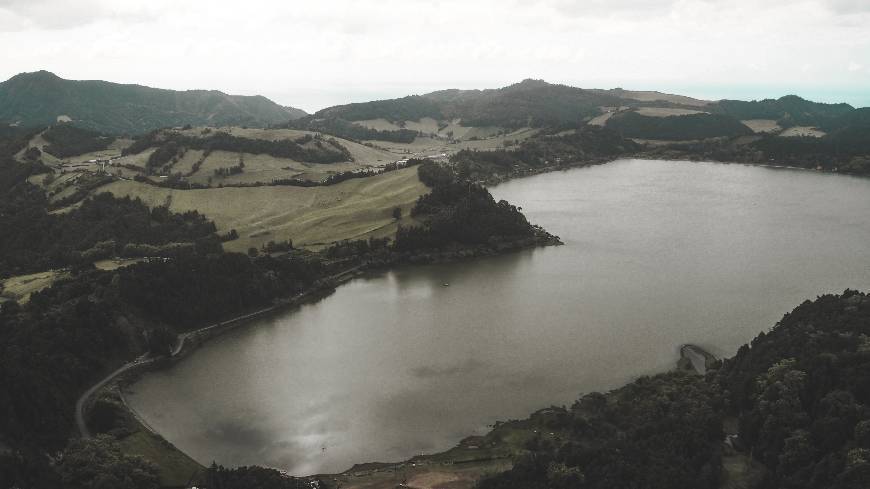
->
[146,327,177,357]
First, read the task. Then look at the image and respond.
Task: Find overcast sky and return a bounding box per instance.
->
[1,0,868,112]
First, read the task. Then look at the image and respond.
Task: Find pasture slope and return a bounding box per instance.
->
[101,166,428,251]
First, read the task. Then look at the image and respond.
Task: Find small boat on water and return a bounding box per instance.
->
[442,283,449,287]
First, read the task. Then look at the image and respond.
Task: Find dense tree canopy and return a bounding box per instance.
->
[41,125,115,159]
[394,162,536,250]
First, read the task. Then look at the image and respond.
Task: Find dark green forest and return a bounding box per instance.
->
[0,163,219,277]
[607,111,754,140]
[712,95,854,128]
[315,94,443,122]
[41,125,115,159]
[393,162,538,250]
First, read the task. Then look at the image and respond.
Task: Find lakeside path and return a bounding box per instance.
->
[75,264,365,438]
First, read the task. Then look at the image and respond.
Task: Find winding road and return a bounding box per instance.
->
[75,264,364,438]
[75,354,153,438]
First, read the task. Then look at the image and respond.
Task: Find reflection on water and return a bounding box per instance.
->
[126,159,870,475]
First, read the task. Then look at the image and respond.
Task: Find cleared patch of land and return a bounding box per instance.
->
[118,428,202,487]
[93,258,146,271]
[166,149,205,175]
[780,126,826,138]
[354,118,505,141]
[634,107,707,117]
[1,270,67,303]
[741,119,782,134]
[597,89,711,107]
[100,166,428,251]
[369,128,537,157]
[192,151,365,186]
[588,112,615,126]
[178,126,399,167]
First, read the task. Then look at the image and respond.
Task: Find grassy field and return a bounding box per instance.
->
[103,387,205,487]
[588,111,616,126]
[1,270,67,303]
[167,148,205,175]
[368,128,537,157]
[100,166,428,251]
[605,89,710,107]
[189,150,368,186]
[93,258,145,271]
[355,118,505,141]
[178,126,400,167]
[780,126,826,137]
[741,119,782,134]
[118,429,203,487]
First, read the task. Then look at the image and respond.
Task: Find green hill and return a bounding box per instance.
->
[0,71,306,135]
[314,79,629,128]
[711,95,854,128]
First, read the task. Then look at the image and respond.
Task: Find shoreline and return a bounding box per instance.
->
[75,236,559,482]
[481,152,869,188]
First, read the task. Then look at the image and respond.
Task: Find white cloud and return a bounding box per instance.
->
[0,0,868,111]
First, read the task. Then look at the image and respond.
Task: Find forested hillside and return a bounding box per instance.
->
[607,111,754,140]
[0,71,305,135]
[316,79,628,128]
[712,95,855,128]
[476,291,870,489]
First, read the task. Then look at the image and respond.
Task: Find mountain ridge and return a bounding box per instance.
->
[0,70,307,135]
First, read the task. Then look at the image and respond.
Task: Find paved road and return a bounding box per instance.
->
[74,355,152,438]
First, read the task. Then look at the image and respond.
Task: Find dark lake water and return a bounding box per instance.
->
[126,159,870,475]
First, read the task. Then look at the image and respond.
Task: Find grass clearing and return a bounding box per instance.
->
[168,149,205,175]
[100,166,428,251]
[118,428,203,487]
[1,270,67,303]
[780,126,826,138]
[176,126,399,167]
[193,151,368,186]
[354,118,505,142]
[599,89,710,107]
[741,119,782,134]
[93,258,145,271]
[588,112,615,126]
[355,118,403,131]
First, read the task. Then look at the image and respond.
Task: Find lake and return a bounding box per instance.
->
[125,159,870,475]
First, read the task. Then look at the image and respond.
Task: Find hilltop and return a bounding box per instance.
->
[301,79,863,141]
[0,71,306,135]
